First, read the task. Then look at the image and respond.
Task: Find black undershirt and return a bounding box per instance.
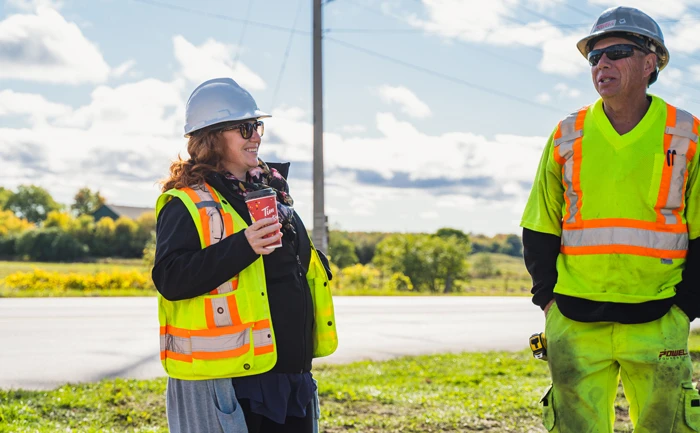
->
[523,228,700,323]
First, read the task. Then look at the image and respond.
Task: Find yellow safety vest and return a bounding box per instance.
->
[553,102,698,302]
[556,103,697,258]
[155,182,338,380]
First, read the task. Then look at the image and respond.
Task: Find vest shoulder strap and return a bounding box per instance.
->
[666,104,699,143]
[554,106,589,148]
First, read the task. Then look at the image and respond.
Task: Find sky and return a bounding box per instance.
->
[1,0,700,236]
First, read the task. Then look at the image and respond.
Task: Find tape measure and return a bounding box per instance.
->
[529,332,547,361]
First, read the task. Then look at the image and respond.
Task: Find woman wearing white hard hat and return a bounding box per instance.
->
[152,77,338,433]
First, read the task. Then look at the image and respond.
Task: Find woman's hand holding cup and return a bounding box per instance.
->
[245,217,282,255]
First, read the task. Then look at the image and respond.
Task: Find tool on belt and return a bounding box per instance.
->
[529,332,547,361]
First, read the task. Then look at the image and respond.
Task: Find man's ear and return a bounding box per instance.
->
[644,54,657,78]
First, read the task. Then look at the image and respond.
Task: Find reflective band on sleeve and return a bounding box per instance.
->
[563,227,688,251]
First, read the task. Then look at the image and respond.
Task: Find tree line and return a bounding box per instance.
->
[0,185,154,261]
[328,228,523,294]
[0,184,524,294]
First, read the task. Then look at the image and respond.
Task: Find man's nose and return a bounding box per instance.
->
[596,53,613,68]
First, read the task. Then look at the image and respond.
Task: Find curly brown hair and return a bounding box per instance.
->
[161,128,228,192]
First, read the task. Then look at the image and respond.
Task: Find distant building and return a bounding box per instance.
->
[93,204,153,221]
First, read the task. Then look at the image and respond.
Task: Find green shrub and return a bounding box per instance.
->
[0,234,18,257]
[15,228,89,262]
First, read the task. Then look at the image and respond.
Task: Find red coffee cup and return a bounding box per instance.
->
[245,188,282,249]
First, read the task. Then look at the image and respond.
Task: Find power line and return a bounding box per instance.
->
[270,0,305,110]
[131,0,699,104]
[232,0,257,67]
[130,0,310,35]
[562,4,593,18]
[325,36,566,114]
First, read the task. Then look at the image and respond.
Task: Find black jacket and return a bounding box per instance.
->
[152,164,326,373]
[523,228,700,323]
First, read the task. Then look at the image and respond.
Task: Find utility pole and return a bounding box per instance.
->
[312,0,328,252]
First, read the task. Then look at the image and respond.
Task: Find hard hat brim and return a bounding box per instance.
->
[576,28,669,71]
[184,110,271,138]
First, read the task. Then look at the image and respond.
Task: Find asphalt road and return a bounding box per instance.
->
[0,296,604,390]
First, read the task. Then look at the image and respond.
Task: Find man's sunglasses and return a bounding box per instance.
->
[587,44,648,67]
[219,121,265,139]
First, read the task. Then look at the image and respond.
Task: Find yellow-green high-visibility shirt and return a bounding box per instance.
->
[521,95,700,303]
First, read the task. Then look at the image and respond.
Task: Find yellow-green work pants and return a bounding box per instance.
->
[541,303,700,433]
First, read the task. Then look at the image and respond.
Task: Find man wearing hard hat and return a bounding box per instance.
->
[521,6,700,432]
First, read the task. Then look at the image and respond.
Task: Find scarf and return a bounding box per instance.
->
[224,159,296,237]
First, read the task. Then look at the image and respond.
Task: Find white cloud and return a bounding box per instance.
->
[535,92,551,103]
[0,7,110,84]
[554,83,581,98]
[587,0,690,19]
[111,60,137,79]
[659,67,683,89]
[272,110,545,186]
[6,0,63,11]
[406,1,589,76]
[666,21,700,54]
[173,35,266,90]
[689,64,700,82]
[340,124,367,133]
[378,85,432,118]
[539,35,589,76]
[526,0,564,10]
[54,78,186,136]
[407,0,519,42]
[271,106,306,121]
[0,90,71,124]
[419,211,439,219]
[0,125,175,207]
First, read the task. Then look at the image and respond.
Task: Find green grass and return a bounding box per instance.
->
[0,259,145,280]
[463,253,531,296]
[4,336,700,433]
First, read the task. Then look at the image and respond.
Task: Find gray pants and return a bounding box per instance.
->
[166,377,321,433]
[167,378,248,433]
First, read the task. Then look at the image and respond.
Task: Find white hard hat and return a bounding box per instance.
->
[184,77,270,137]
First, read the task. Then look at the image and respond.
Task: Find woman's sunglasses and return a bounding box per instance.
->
[219,121,265,139]
[587,44,648,67]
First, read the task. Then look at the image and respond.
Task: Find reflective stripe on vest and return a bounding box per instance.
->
[158,184,255,364]
[655,105,699,225]
[554,104,698,259]
[183,184,239,295]
[159,319,274,362]
[553,107,587,226]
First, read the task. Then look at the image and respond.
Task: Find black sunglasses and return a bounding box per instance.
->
[587,44,648,67]
[219,121,264,139]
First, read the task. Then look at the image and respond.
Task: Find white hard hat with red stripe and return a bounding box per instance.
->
[577,7,669,84]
